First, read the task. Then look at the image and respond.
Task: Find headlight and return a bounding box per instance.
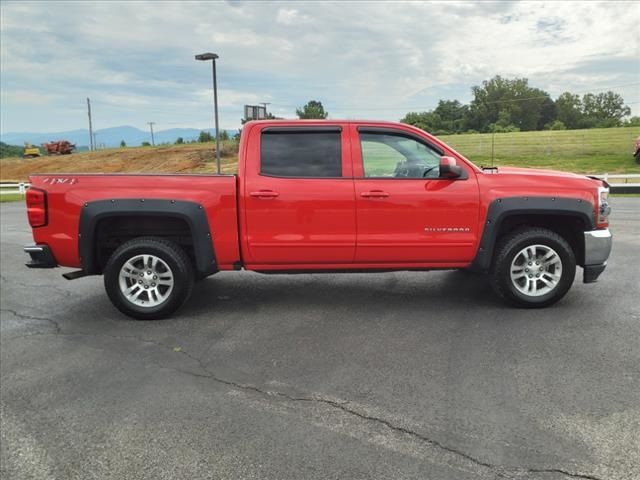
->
[598,186,611,225]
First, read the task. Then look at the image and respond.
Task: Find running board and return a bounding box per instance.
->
[62,270,89,280]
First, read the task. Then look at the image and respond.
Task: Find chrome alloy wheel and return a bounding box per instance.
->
[118,254,174,307]
[510,244,563,297]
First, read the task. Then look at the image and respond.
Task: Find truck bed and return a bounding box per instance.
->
[28,174,241,270]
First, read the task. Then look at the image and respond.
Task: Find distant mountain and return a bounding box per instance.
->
[0,126,237,148]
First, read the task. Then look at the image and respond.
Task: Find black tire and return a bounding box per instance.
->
[104,237,194,320]
[490,227,576,308]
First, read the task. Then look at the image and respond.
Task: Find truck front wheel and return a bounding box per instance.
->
[490,228,576,308]
[103,237,194,320]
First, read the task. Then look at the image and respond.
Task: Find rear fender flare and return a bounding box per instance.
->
[79,199,216,276]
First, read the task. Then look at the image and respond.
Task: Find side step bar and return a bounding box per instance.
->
[62,270,90,280]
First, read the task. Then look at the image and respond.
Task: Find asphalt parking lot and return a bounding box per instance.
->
[1,199,638,480]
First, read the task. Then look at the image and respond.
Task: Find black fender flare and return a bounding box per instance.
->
[470,196,595,271]
[78,199,217,277]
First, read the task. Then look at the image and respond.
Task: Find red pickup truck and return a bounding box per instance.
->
[24,120,612,319]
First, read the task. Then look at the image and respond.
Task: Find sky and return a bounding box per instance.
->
[1,0,639,134]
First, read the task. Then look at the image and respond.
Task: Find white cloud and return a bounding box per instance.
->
[0,90,60,105]
[276,8,308,25]
[0,0,638,133]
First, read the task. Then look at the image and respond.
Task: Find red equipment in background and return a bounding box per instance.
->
[43,140,75,155]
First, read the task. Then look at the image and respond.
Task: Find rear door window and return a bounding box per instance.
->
[261,130,342,177]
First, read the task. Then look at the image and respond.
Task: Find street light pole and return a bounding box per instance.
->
[195,52,221,174]
[212,60,220,174]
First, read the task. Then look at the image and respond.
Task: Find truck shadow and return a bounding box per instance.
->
[182,269,505,318]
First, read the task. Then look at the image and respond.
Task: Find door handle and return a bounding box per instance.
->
[250,190,279,198]
[360,190,389,198]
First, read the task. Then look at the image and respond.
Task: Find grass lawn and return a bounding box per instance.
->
[0,193,25,203]
[438,126,640,174]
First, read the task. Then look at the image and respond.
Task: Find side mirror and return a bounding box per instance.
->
[439,156,463,179]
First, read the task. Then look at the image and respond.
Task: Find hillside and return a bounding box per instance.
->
[0,142,23,159]
[0,142,238,181]
[1,127,639,182]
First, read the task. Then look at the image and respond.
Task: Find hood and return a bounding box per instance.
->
[480,166,604,191]
[491,166,586,180]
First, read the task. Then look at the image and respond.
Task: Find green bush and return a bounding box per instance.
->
[549,120,566,130]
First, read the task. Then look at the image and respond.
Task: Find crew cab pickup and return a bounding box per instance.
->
[24,120,612,319]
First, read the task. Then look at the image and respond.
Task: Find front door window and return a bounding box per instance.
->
[360,133,441,179]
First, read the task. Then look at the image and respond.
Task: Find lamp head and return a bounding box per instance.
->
[195,53,219,61]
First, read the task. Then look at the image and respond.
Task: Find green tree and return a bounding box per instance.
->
[198,131,213,142]
[175,137,184,144]
[488,110,519,132]
[433,100,469,133]
[555,92,582,129]
[0,142,24,158]
[141,141,151,147]
[466,76,552,132]
[219,130,230,141]
[296,100,328,119]
[536,92,557,130]
[400,111,441,132]
[582,91,630,127]
[120,140,126,148]
[401,100,468,134]
[624,116,640,127]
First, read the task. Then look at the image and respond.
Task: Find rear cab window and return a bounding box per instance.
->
[260,128,342,178]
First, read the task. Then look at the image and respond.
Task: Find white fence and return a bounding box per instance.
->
[0,182,29,195]
[1,174,639,196]
[594,173,640,186]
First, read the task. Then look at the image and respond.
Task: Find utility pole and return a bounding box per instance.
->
[147,122,156,146]
[491,132,495,167]
[87,98,94,151]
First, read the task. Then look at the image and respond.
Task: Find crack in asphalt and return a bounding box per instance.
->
[527,469,604,480]
[1,314,604,480]
[0,309,61,334]
[0,274,73,298]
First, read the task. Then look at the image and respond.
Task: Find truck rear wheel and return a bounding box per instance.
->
[490,227,576,308]
[103,237,194,320]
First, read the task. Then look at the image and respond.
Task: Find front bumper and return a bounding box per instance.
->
[24,244,58,268]
[582,228,612,283]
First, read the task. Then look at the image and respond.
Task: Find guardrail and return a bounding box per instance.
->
[593,174,640,194]
[0,182,30,195]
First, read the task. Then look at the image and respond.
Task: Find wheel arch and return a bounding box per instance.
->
[471,196,595,271]
[79,199,217,277]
